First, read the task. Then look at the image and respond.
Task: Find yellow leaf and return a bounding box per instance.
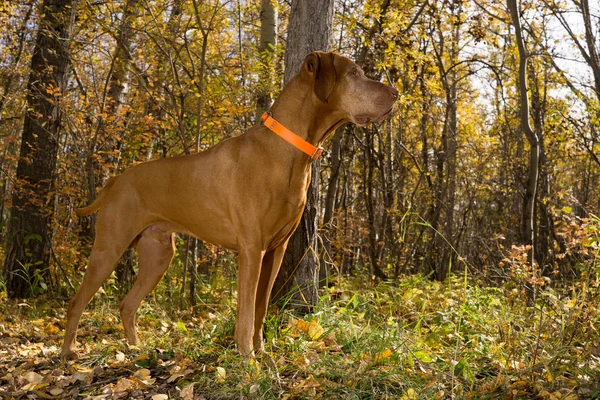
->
[134,353,149,362]
[151,395,168,400]
[72,364,93,373]
[509,380,528,390]
[292,319,310,334]
[400,388,418,400]
[373,348,393,363]
[307,321,324,340]
[291,318,324,340]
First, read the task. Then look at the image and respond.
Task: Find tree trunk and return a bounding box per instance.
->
[320,126,344,286]
[3,0,74,298]
[270,0,334,311]
[364,127,387,280]
[107,0,140,295]
[428,2,461,281]
[530,63,552,274]
[508,0,540,302]
[255,0,277,119]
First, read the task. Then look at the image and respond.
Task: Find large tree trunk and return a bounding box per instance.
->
[270,0,334,311]
[3,0,74,298]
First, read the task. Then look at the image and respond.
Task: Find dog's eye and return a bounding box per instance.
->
[350,69,359,77]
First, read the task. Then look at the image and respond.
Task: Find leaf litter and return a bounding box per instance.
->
[0,275,599,399]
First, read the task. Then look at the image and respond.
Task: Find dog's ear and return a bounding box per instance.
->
[304,52,336,103]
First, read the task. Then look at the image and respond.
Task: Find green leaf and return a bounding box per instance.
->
[413,350,434,362]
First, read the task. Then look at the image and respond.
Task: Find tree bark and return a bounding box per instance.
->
[3,0,75,298]
[255,0,277,119]
[270,0,334,311]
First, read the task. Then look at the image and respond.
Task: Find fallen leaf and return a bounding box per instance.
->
[292,374,320,393]
[23,371,43,384]
[133,368,151,380]
[167,368,193,383]
[181,382,194,400]
[216,366,226,382]
[113,377,136,392]
[291,318,324,340]
[133,368,155,385]
[373,348,393,363]
[400,388,418,400]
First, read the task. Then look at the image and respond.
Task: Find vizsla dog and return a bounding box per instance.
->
[61,51,397,358]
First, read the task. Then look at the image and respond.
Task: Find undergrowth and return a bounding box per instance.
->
[0,274,599,399]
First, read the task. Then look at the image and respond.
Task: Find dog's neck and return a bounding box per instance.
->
[268,76,346,149]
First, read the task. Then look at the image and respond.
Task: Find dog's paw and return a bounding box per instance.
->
[253,339,265,353]
[60,349,79,361]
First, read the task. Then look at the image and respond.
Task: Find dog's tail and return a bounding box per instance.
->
[76,176,119,217]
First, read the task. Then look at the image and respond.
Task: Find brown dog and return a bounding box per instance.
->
[61,51,397,358]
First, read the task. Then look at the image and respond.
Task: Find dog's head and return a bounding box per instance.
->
[301,51,398,126]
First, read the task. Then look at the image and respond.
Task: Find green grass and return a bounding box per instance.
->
[0,275,598,399]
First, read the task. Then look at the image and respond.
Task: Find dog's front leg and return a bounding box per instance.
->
[234,246,266,356]
[252,241,289,352]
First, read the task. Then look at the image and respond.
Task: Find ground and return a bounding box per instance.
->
[0,276,598,399]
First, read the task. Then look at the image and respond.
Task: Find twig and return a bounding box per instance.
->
[51,246,75,291]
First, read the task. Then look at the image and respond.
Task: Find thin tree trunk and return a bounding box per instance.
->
[428,3,461,281]
[363,127,387,280]
[3,0,75,298]
[104,0,140,294]
[508,0,540,302]
[189,238,198,307]
[320,126,344,286]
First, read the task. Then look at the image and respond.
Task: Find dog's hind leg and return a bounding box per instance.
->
[120,226,175,345]
[61,218,139,358]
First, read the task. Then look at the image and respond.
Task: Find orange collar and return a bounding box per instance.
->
[261,112,323,160]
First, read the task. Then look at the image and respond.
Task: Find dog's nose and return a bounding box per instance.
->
[389,87,399,100]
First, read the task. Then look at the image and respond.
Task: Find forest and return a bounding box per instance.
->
[0,0,599,398]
